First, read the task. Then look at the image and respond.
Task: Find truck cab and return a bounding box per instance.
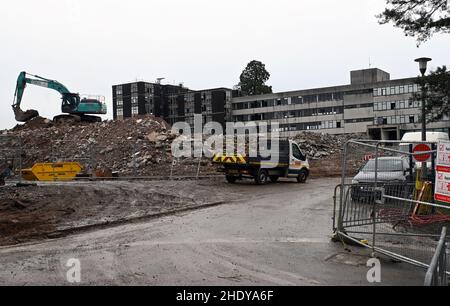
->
[288,140,310,182]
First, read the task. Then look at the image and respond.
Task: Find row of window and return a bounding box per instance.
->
[116,105,139,115]
[373,84,419,97]
[117,102,214,117]
[374,115,420,125]
[344,103,374,109]
[232,107,344,122]
[345,118,374,124]
[271,121,342,132]
[233,89,378,110]
[232,93,345,110]
[374,100,421,111]
[115,84,156,97]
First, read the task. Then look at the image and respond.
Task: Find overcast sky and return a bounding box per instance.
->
[1,0,449,129]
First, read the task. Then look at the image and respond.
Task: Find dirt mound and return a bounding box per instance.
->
[291,132,368,177]
[292,131,365,160]
[3,115,367,178]
[0,180,236,246]
[4,115,216,177]
[12,116,53,131]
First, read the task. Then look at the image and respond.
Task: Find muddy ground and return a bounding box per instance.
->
[0,152,354,248]
[0,179,241,246]
[0,177,425,286]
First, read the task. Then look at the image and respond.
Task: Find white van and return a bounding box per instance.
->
[400,132,449,168]
[400,132,449,152]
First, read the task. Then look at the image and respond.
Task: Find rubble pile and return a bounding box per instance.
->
[11,116,54,131]
[291,131,368,177]
[2,116,368,178]
[292,132,365,160]
[4,115,215,177]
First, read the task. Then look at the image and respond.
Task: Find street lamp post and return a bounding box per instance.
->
[415,57,432,142]
[414,57,432,180]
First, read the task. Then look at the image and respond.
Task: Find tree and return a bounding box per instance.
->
[377,0,450,45]
[413,66,450,122]
[237,60,273,96]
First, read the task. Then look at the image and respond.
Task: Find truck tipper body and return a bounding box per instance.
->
[213,139,309,184]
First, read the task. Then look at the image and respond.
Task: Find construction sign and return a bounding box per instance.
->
[435,141,450,203]
[212,154,247,164]
[413,143,432,162]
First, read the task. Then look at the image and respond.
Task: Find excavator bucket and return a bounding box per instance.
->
[13,105,39,122]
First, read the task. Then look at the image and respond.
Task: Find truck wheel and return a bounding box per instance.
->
[297,169,308,183]
[269,176,279,183]
[255,169,268,185]
[226,176,237,184]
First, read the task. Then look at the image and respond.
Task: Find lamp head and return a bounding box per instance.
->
[415,57,432,76]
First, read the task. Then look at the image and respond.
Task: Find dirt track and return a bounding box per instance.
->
[0,179,239,246]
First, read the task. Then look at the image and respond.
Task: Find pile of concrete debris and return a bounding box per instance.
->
[1,116,367,178]
[292,131,364,160]
[3,115,214,177]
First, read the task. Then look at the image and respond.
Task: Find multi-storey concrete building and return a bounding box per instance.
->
[113,68,449,140]
[230,68,450,140]
[112,82,232,127]
[166,88,233,127]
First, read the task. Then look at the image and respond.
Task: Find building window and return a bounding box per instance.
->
[132,106,138,115]
[117,107,123,118]
[145,84,153,94]
[116,86,123,96]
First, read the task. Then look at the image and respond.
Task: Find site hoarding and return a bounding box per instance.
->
[435,141,450,203]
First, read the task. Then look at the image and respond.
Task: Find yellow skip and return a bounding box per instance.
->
[21,162,83,181]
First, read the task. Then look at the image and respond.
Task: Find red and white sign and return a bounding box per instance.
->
[413,143,432,162]
[435,171,450,203]
[363,153,384,161]
[435,141,450,203]
[436,142,450,166]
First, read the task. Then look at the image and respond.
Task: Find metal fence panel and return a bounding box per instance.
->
[335,139,450,271]
[0,135,22,184]
[425,227,448,286]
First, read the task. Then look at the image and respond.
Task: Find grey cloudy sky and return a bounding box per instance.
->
[1,0,449,129]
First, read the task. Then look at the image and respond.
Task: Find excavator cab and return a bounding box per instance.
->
[78,95,107,115]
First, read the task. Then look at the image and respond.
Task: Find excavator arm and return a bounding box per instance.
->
[12,72,81,122]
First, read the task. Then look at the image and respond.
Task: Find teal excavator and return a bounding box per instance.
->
[12,72,107,123]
